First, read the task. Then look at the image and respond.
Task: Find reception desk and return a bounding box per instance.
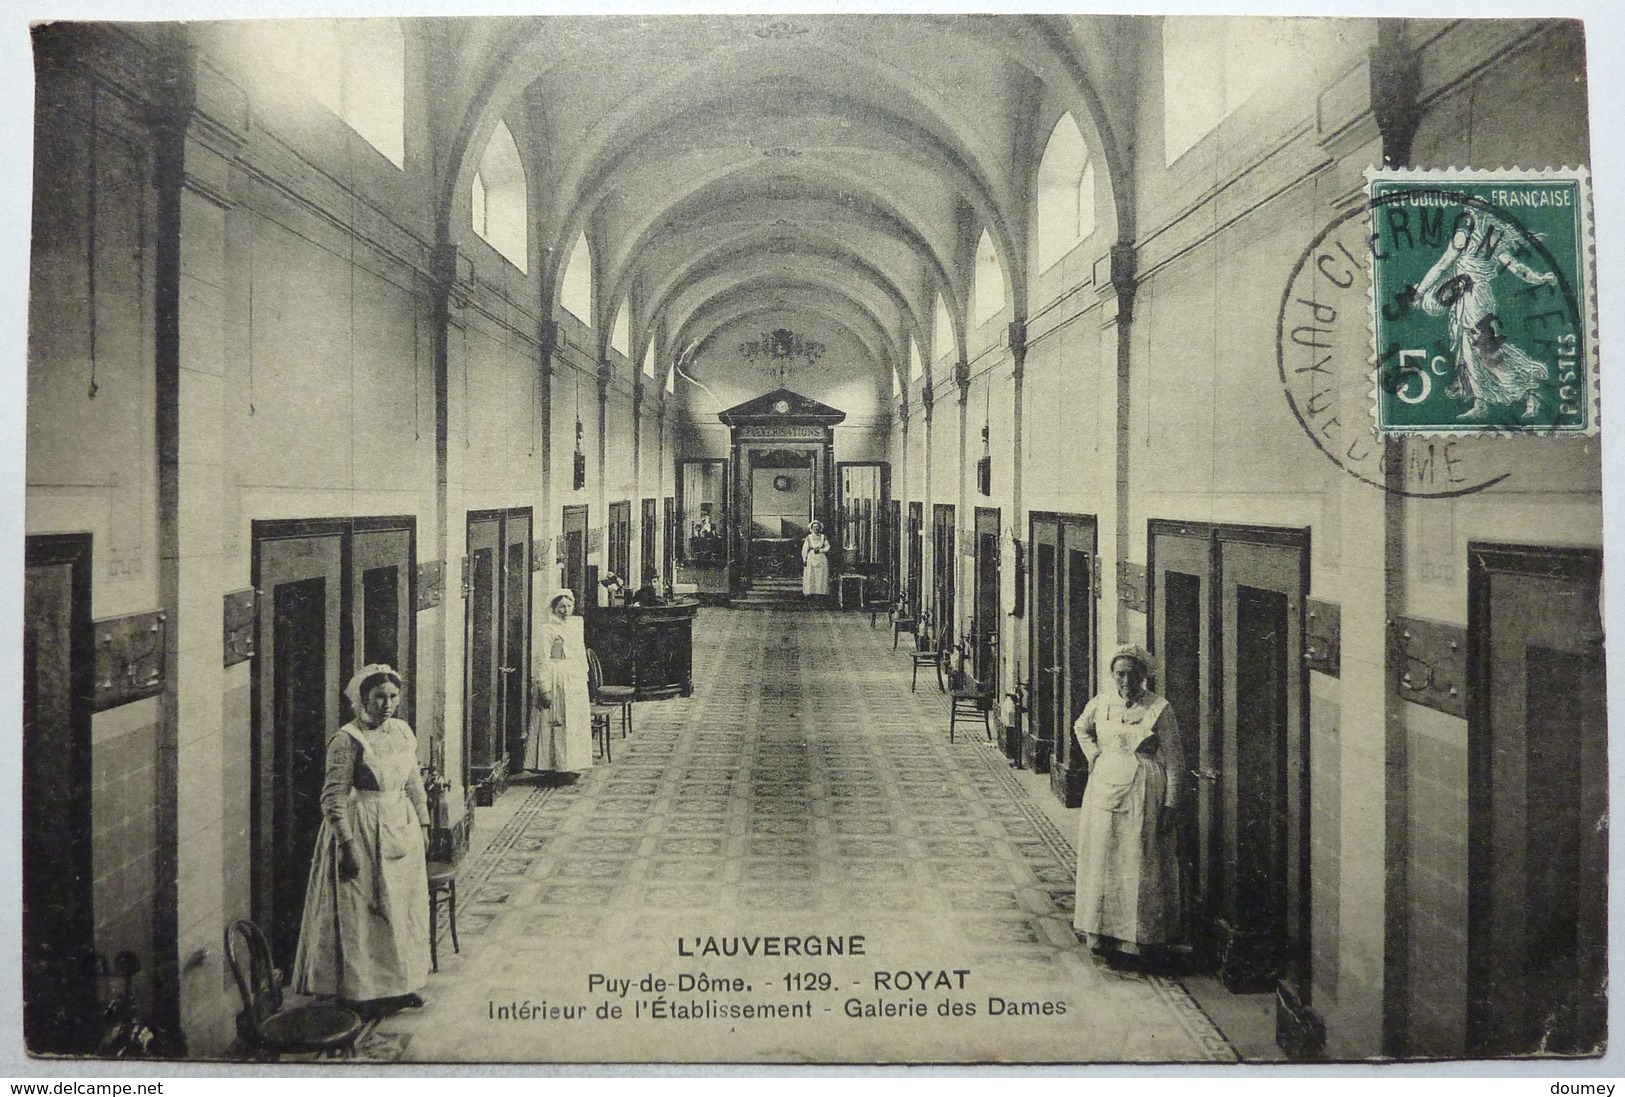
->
[584,600,698,700]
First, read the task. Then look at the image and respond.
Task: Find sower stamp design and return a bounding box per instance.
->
[1367,168,1595,435]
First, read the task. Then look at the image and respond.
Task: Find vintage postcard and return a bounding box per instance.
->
[10,0,1619,1072]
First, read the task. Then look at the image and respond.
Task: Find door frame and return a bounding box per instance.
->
[22,532,97,1053]
[251,516,417,970]
[464,507,534,786]
[1147,518,1310,984]
[1030,512,1098,805]
[1465,541,1606,1055]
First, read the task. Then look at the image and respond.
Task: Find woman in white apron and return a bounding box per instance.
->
[1072,644,1184,966]
[294,664,432,1015]
[801,520,830,599]
[524,589,594,776]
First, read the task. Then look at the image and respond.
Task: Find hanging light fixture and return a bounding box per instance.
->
[573,381,587,490]
[977,383,992,496]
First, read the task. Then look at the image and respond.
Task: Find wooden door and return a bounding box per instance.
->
[887,498,901,599]
[973,507,1001,687]
[1468,545,1606,1055]
[562,504,589,612]
[662,496,676,589]
[608,500,632,582]
[23,534,96,1053]
[1055,518,1097,807]
[641,498,658,586]
[907,501,924,616]
[1217,533,1309,986]
[351,523,414,723]
[465,514,503,781]
[1030,516,1061,791]
[254,529,344,973]
[932,504,956,643]
[501,512,533,767]
[1150,522,1215,942]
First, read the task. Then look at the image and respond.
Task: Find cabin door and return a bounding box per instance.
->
[1467,545,1606,1055]
[23,534,96,1052]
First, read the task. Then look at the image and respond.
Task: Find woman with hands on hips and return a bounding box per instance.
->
[293,664,431,1017]
[1071,644,1184,969]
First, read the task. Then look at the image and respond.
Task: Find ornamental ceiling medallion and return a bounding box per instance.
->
[754,20,809,39]
[740,328,826,387]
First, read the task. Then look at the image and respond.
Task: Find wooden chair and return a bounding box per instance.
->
[224,919,364,1061]
[585,649,616,762]
[586,648,634,739]
[910,622,946,693]
[890,598,920,650]
[949,670,993,743]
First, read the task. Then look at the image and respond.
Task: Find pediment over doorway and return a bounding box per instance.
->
[717,388,847,427]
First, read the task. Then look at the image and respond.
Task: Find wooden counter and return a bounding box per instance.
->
[583,600,698,700]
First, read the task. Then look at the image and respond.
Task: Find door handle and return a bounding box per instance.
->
[1191,766,1220,782]
[500,666,517,674]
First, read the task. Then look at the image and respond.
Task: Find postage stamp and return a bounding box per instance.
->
[1366,168,1596,435]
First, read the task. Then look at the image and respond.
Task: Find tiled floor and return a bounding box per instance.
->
[367,605,1239,1064]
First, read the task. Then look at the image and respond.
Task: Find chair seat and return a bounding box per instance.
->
[427,861,456,888]
[596,685,635,700]
[259,1004,364,1053]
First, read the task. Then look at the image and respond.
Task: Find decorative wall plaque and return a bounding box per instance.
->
[1389,614,1467,719]
[223,589,255,667]
[1117,562,1148,613]
[93,610,167,711]
[1304,598,1341,677]
[417,560,445,611]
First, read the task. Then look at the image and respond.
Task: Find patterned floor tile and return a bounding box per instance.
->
[371,605,1237,1065]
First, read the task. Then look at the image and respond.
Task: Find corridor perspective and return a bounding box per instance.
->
[364,604,1236,1064]
[22,10,1604,1067]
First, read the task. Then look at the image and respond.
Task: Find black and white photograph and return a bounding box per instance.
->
[10,0,1619,1070]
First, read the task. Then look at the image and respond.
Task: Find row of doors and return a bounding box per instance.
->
[1023,515,1603,1055]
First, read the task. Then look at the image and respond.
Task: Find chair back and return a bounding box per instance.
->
[223,920,281,1045]
[586,648,604,697]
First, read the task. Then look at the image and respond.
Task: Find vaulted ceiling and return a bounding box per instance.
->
[434,14,1130,412]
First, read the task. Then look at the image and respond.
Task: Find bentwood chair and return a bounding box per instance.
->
[587,648,634,739]
[909,619,945,692]
[427,860,460,972]
[585,649,617,762]
[224,919,364,1061]
[949,672,994,743]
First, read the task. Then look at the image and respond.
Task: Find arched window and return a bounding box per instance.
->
[909,336,923,381]
[642,341,657,378]
[256,19,404,169]
[972,230,1005,326]
[561,232,594,326]
[1034,113,1096,272]
[471,119,527,273]
[933,294,954,363]
[1164,16,1295,166]
[611,301,630,357]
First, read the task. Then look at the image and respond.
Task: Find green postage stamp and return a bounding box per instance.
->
[1367,168,1596,435]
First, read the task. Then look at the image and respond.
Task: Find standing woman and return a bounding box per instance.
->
[1072,644,1184,967]
[525,590,594,776]
[801,520,830,601]
[294,664,431,1016]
